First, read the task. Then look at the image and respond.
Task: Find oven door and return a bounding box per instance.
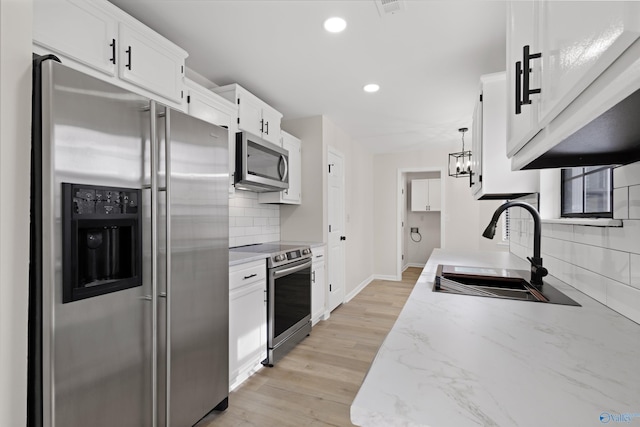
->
[268,258,312,349]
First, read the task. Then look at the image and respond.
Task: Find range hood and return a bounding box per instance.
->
[522,87,640,169]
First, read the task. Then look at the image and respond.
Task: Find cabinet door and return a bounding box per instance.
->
[506,0,541,157]
[471,91,483,196]
[237,94,264,137]
[312,261,326,324]
[186,85,234,127]
[229,280,267,382]
[428,179,441,211]
[260,107,282,145]
[33,0,117,76]
[282,133,301,204]
[410,179,429,211]
[539,1,640,126]
[118,23,185,102]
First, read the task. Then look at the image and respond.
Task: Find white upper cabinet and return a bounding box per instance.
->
[506,0,540,157]
[117,22,186,103]
[33,0,187,106]
[410,179,440,212]
[33,0,118,76]
[213,84,283,146]
[471,72,538,200]
[258,131,301,205]
[184,79,237,192]
[185,79,236,127]
[507,0,640,169]
[538,2,640,126]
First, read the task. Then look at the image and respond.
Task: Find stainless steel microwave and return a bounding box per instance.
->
[235,131,289,192]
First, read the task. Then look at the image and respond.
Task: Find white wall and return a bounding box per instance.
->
[281,115,374,299]
[0,1,32,425]
[280,116,326,243]
[510,162,640,325]
[373,145,507,279]
[324,117,375,298]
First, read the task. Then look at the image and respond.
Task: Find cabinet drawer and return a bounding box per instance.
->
[230,259,266,290]
[311,246,326,262]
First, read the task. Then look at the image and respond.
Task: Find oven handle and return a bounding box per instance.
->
[272,259,312,279]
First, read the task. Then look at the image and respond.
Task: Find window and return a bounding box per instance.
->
[561,166,614,218]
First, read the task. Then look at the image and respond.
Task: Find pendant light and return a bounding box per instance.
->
[448,127,472,178]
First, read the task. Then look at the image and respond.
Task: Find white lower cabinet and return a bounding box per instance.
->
[311,246,326,325]
[229,259,267,390]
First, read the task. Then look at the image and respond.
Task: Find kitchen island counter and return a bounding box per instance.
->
[351,249,640,427]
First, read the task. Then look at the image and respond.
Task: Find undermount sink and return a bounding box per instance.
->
[434,265,580,306]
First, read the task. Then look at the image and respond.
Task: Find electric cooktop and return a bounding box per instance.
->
[230,242,312,268]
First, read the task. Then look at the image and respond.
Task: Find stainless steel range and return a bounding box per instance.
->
[230,243,312,366]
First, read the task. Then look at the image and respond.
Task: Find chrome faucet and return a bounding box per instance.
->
[482,201,548,288]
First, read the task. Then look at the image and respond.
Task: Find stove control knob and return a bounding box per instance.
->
[274,254,286,262]
[302,248,311,255]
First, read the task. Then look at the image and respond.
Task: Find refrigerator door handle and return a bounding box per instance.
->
[163,106,172,427]
[150,100,159,427]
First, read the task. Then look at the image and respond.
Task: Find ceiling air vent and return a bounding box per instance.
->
[375,0,406,16]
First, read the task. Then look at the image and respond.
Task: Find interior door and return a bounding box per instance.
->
[328,149,345,312]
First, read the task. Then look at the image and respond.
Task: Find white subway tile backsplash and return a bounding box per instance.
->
[253,217,268,226]
[229,206,244,217]
[614,162,640,188]
[229,190,280,247]
[235,216,254,227]
[613,187,629,219]
[569,242,630,284]
[572,221,640,255]
[629,185,640,219]
[606,281,640,325]
[511,183,640,324]
[569,264,610,305]
[630,253,640,291]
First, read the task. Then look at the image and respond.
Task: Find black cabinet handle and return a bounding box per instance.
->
[243,273,257,280]
[340,236,346,241]
[522,45,542,105]
[515,60,523,115]
[260,119,264,133]
[264,121,269,135]
[110,39,116,64]
[126,46,132,70]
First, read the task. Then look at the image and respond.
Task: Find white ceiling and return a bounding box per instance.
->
[108,0,506,153]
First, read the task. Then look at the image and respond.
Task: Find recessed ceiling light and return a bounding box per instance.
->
[324,17,347,33]
[363,84,380,93]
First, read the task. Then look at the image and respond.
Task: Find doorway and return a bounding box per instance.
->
[397,168,445,280]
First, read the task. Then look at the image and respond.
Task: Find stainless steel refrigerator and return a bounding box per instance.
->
[29,56,229,427]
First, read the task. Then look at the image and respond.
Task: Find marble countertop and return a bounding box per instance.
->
[351,249,640,427]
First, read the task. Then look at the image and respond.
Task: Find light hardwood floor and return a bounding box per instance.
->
[199,267,420,427]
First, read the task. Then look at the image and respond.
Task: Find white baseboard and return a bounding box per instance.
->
[344,274,374,303]
[229,361,264,391]
[373,274,399,281]
[405,262,426,269]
